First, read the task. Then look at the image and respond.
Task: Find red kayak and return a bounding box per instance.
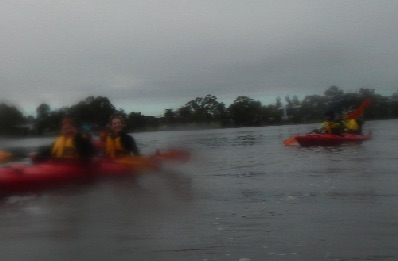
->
[295,132,372,147]
[0,150,190,195]
[0,161,93,194]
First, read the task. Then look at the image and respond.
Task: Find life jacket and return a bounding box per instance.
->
[105,135,129,158]
[321,121,343,135]
[345,118,360,132]
[51,136,78,158]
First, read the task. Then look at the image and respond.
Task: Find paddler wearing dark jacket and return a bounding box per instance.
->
[104,115,140,158]
[32,117,95,163]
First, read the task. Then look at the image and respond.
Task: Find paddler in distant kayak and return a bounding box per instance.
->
[32,117,95,163]
[343,106,364,135]
[103,115,140,158]
[344,117,363,134]
[314,110,344,136]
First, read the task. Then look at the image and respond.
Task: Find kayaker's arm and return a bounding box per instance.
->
[31,145,52,163]
[310,128,322,134]
[74,134,96,159]
[127,136,140,156]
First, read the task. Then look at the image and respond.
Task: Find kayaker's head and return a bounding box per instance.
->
[324,110,335,121]
[109,115,126,135]
[61,117,77,137]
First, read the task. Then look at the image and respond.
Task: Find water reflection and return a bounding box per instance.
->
[193,134,266,148]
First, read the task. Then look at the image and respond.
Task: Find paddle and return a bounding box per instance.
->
[0,150,12,163]
[344,98,371,119]
[283,136,299,146]
[108,149,191,173]
[152,149,191,162]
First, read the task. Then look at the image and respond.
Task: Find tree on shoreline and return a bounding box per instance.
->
[0,103,24,135]
[1,86,398,135]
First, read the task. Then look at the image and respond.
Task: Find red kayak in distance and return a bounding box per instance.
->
[0,149,191,195]
[295,132,372,147]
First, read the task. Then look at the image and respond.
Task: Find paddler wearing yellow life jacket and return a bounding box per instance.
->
[344,118,360,134]
[315,110,344,136]
[104,115,140,158]
[32,117,95,163]
[344,111,364,134]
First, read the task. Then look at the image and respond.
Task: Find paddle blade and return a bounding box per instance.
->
[154,149,191,162]
[113,156,160,172]
[345,98,371,119]
[0,151,12,163]
[283,136,298,146]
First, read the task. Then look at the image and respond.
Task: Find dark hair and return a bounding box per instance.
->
[108,115,126,127]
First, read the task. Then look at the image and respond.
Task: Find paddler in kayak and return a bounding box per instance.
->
[32,117,95,163]
[314,111,344,136]
[103,115,140,158]
[343,99,370,135]
[343,107,364,135]
[344,118,363,134]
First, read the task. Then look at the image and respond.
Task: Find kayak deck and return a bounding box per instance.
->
[296,132,372,146]
[0,150,190,195]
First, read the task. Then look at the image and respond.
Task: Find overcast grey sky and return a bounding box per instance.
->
[2,0,398,116]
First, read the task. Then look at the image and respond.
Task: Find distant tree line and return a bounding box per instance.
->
[1,86,398,136]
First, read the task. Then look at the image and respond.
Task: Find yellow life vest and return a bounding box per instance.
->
[345,119,359,132]
[105,136,128,158]
[321,121,333,134]
[321,121,342,134]
[51,136,78,158]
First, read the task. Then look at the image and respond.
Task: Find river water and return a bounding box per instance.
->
[0,119,397,261]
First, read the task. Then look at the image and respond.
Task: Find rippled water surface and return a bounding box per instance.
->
[1,120,397,261]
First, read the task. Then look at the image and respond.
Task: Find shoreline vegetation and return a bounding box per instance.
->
[1,86,398,137]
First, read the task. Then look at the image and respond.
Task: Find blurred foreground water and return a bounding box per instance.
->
[0,119,397,261]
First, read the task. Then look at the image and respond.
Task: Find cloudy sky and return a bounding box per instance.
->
[2,0,398,116]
